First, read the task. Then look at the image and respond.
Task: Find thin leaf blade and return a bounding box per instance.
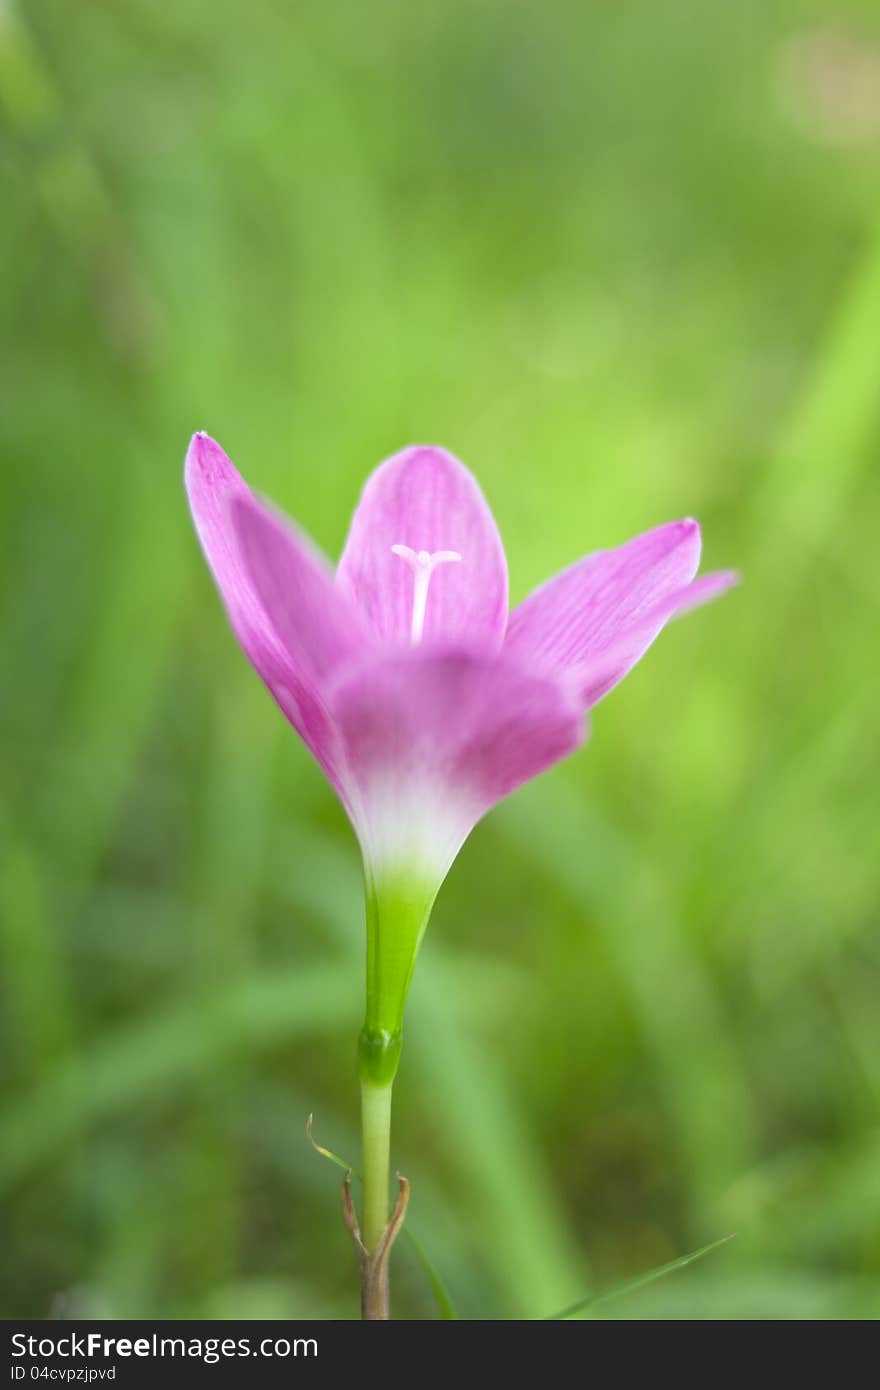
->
[545,1233,736,1320]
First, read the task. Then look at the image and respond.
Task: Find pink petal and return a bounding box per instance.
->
[185,432,284,681]
[185,432,366,792]
[505,519,729,705]
[329,650,584,879]
[573,569,739,706]
[336,446,509,651]
[228,492,368,686]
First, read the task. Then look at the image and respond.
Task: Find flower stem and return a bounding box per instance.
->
[355,867,429,1315]
[360,1079,393,1252]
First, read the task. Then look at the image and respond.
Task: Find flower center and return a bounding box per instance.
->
[390,544,462,644]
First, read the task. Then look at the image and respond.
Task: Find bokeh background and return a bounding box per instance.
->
[2,0,879,1320]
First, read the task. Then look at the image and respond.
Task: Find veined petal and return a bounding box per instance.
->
[185,432,366,792]
[185,432,286,681]
[228,492,368,685]
[330,649,585,883]
[336,446,509,651]
[505,519,727,704]
[573,569,739,706]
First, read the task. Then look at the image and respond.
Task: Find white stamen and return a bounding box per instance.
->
[391,544,462,644]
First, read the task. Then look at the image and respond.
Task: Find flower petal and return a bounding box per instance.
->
[228,492,368,686]
[185,432,285,681]
[573,569,739,706]
[329,649,584,880]
[336,446,509,651]
[505,519,727,704]
[185,432,366,792]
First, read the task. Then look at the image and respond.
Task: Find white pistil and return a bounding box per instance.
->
[390,544,462,644]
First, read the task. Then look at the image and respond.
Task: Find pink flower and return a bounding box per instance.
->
[185,432,736,1080]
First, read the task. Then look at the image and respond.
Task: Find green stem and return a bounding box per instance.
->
[360,1079,393,1252]
[353,864,436,1314]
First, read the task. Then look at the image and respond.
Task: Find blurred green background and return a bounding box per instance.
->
[2,0,879,1320]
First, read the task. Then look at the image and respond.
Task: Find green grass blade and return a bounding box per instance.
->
[402,1227,458,1320]
[413,967,588,1316]
[545,1234,736,1320]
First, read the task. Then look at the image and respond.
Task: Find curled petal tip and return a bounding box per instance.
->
[673,516,701,548]
[663,517,702,557]
[184,430,228,489]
